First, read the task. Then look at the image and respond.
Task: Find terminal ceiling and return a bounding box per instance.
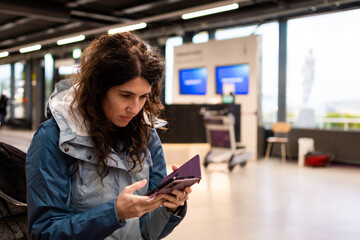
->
[0,0,360,62]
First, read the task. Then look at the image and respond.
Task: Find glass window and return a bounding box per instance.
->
[254,23,279,127]
[0,63,26,120]
[58,65,79,75]
[44,54,54,105]
[215,22,279,127]
[287,9,360,130]
[165,36,183,105]
[215,25,257,40]
[0,64,11,122]
[0,64,10,96]
[14,62,25,119]
[192,31,209,44]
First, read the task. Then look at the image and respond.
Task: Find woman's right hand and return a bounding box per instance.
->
[115,179,164,220]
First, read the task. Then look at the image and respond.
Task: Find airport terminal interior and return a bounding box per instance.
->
[1,0,360,239]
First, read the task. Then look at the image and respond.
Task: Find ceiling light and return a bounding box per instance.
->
[19,44,42,53]
[182,3,239,20]
[73,48,82,59]
[0,52,9,58]
[108,22,147,35]
[57,35,85,45]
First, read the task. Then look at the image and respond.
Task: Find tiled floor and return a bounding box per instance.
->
[0,126,35,152]
[1,127,360,240]
[165,160,360,240]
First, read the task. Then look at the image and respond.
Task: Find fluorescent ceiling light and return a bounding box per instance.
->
[19,44,42,53]
[182,3,239,20]
[108,22,147,35]
[0,52,9,58]
[73,48,82,59]
[57,35,85,45]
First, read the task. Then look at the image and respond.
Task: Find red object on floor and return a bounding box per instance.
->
[305,151,329,167]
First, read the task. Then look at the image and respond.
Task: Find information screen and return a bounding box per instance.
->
[179,67,207,95]
[216,64,250,95]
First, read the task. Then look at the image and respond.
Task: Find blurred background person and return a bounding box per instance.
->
[0,93,8,127]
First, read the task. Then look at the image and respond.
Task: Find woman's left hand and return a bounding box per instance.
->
[162,186,192,213]
[160,165,192,213]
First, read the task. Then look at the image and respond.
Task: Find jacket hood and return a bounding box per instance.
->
[49,79,89,137]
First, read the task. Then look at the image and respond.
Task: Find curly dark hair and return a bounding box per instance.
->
[70,32,165,178]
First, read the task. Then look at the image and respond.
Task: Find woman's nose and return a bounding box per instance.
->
[127,98,140,115]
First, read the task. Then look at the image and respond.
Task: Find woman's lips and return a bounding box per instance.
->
[120,116,132,122]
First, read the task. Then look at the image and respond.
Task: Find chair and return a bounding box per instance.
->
[265,122,291,163]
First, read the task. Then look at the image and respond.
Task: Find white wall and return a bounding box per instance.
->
[172,35,261,158]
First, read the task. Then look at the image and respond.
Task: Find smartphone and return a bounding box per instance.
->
[146,154,202,198]
[146,176,200,198]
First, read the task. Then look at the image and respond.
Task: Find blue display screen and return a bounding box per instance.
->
[179,67,207,95]
[216,64,250,95]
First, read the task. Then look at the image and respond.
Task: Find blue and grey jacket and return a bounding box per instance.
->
[25,80,185,239]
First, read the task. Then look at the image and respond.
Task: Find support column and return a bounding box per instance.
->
[208,29,215,40]
[34,58,45,129]
[278,18,287,122]
[10,63,15,120]
[24,60,33,129]
[183,31,195,43]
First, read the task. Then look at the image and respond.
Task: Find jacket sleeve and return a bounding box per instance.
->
[26,119,124,240]
[140,128,187,239]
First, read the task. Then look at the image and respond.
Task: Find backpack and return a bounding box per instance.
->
[0,139,77,239]
[0,142,27,204]
[0,142,29,240]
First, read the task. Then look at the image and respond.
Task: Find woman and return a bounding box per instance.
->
[25,32,191,239]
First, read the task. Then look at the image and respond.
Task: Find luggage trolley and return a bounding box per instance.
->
[200,108,252,171]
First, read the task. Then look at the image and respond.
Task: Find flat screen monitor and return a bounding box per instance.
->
[216,64,250,95]
[179,67,207,95]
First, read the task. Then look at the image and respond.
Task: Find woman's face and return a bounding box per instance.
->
[102,76,151,127]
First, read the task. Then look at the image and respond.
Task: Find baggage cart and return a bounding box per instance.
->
[200,108,253,171]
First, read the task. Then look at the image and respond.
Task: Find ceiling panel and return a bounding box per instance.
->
[0,0,359,62]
